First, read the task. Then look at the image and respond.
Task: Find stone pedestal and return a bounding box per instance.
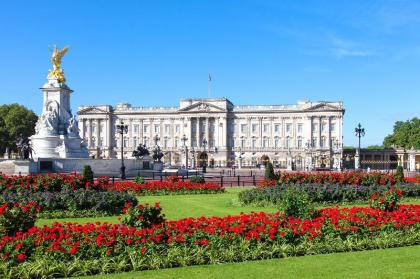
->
[408,149,416,172]
[30,77,89,159]
[153,161,163,171]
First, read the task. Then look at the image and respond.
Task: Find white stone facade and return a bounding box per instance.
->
[78,98,344,170]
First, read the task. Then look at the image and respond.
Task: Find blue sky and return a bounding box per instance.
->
[0,0,419,147]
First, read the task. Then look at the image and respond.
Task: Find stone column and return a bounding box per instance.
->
[259,117,263,148]
[318,117,322,148]
[222,117,227,148]
[409,149,416,172]
[205,117,209,144]
[214,117,220,148]
[96,119,100,149]
[80,119,85,141]
[196,117,200,147]
[139,119,143,145]
[88,119,93,148]
[281,118,285,149]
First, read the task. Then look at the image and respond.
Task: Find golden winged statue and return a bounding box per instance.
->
[47,45,70,83]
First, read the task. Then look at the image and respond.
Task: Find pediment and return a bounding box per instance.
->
[178,102,226,112]
[304,103,342,112]
[78,106,109,115]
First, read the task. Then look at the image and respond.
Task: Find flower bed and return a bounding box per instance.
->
[109,178,225,195]
[0,174,137,218]
[0,205,419,278]
[0,174,224,196]
[239,183,420,206]
[277,171,399,186]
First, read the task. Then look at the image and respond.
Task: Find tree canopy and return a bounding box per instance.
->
[383,117,420,149]
[0,104,38,155]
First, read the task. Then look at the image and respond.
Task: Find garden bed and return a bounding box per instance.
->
[1,205,419,278]
[239,183,420,206]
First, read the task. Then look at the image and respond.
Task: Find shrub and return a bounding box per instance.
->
[239,183,420,206]
[369,187,402,211]
[189,175,205,184]
[0,202,41,236]
[264,162,277,180]
[280,186,314,219]
[0,189,138,217]
[133,176,145,184]
[120,202,165,228]
[82,165,94,184]
[395,166,404,182]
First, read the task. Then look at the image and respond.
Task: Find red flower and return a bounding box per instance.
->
[17,253,25,262]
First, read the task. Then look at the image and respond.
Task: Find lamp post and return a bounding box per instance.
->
[181,134,188,168]
[153,134,160,147]
[354,123,365,170]
[202,138,208,173]
[238,147,243,169]
[116,121,128,180]
[191,147,196,169]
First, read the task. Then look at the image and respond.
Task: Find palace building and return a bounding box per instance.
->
[77,98,345,170]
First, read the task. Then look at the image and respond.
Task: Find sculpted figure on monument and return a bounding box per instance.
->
[67,116,79,136]
[132,144,150,158]
[35,108,58,135]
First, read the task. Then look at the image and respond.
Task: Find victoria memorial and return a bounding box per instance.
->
[78,98,344,170]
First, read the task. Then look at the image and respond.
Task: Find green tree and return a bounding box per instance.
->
[383,118,420,149]
[366,145,384,150]
[0,104,38,155]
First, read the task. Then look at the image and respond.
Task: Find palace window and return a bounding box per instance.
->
[321,123,327,132]
[92,124,96,133]
[144,138,149,147]
[263,124,269,133]
[154,125,160,133]
[174,138,179,148]
[241,138,246,148]
[274,124,280,133]
[163,137,168,148]
[274,138,280,148]
[133,124,139,133]
[252,138,257,148]
[286,123,292,133]
[165,125,170,133]
[252,124,258,133]
[241,124,247,133]
[123,137,128,148]
[98,137,103,147]
[331,123,336,132]
[133,137,138,148]
[263,137,269,148]
[312,137,317,148]
[175,125,180,133]
[297,137,303,149]
[143,125,149,133]
[313,125,318,132]
[91,136,96,147]
[285,137,291,148]
[321,136,327,148]
[297,123,303,133]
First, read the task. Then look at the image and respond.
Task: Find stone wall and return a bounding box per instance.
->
[0,158,152,177]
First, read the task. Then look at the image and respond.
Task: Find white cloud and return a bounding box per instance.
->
[328,36,375,58]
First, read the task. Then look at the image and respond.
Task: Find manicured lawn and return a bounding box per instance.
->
[36,187,420,226]
[80,245,420,279]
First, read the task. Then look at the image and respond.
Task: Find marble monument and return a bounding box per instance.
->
[30,46,89,159]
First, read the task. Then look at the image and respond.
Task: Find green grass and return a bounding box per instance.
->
[80,245,420,279]
[36,187,277,226]
[36,187,420,226]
